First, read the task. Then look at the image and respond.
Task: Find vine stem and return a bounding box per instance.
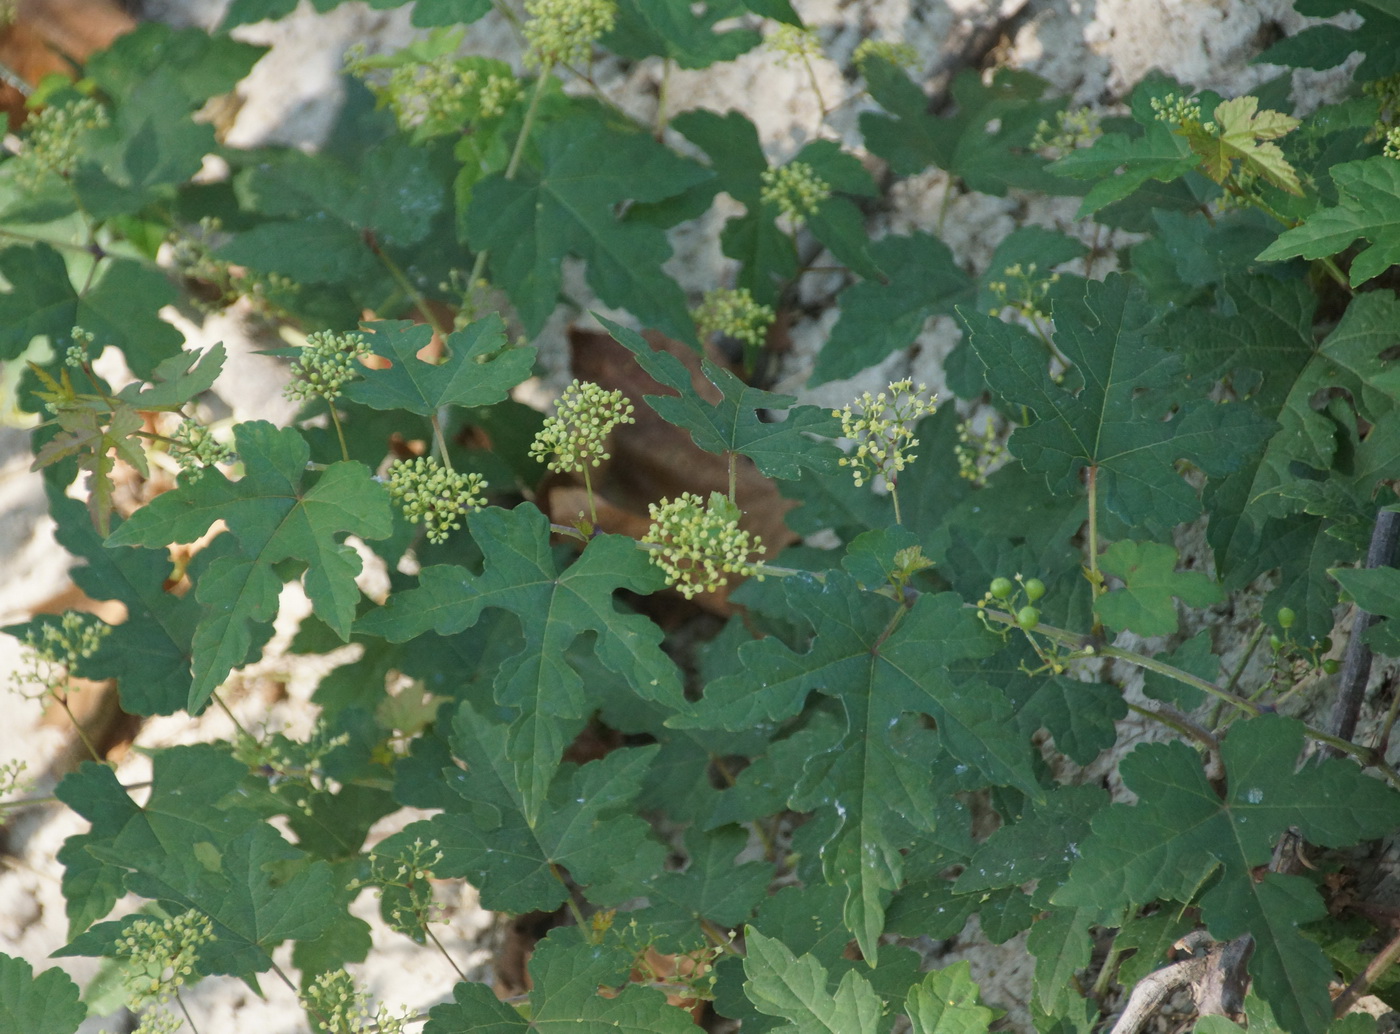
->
[376,245,450,340]
[328,403,350,463]
[1333,926,1400,1019]
[1085,463,1102,600]
[977,607,1400,786]
[465,59,553,306]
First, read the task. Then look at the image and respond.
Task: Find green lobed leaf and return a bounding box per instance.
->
[425,926,696,1034]
[860,64,1073,196]
[1093,540,1224,637]
[963,273,1276,531]
[675,576,1034,960]
[639,825,774,949]
[408,705,666,913]
[812,232,975,386]
[106,421,393,712]
[1049,122,1199,217]
[359,505,681,823]
[606,0,762,69]
[742,929,885,1034]
[114,342,226,411]
[343,316,536,415]
[0,245,182,375]
[466,117,710,342]
[600,315,843,478]
[905,963,995,1034]
[0,954,86,1034]
[1055,714,1400,1034]
[1257,157,1400,285]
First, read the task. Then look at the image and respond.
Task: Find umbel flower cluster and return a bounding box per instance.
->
[760,161,831,227]
[170,419,235,481]
[645,491,764,599]
[301,969,413,1034]
[691,288,776,350]
[833,379,937,488]
[13,96,109,192]
[522,0,616,67]
[387,456,488,544]
[10,611,110,698]
[528,379,636,474]
[283,330,372,403]
[113,909,215,1009]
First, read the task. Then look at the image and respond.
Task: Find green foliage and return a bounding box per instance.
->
[6,7,1400,1034]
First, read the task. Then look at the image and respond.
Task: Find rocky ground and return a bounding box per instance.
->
[0,0,1370,1030]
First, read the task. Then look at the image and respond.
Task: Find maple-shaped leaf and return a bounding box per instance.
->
[600,315,843,479]
[0,954,85,1034]
[358,504,681,823]
[219,135,450,285]
[0,245,182,375]
[1257,157,1400,285]
[963,273,1276,531]
[107,421,393,712]
[673,576,1034,960]
[812,232,975,386]
[425,927,697,1034]
[742,929,885,1034]
[1188,96,1302,195]
[398,704,665,912]
[1054,714,1400,1034]
[466,117,710,342]
[1015,678,1126,765]
[861,63,1074,196]
[1093,540,1224,637]
[606,0,762,68]
[55,745,338,977]
[640,825,774,949]
[906,963,996,1034]
[343,316,536,415]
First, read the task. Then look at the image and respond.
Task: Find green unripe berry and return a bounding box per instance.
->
[1269,634,1283,651]
[1277,606,1296,629]
[1322,658,1341,675]
[989,577,1013,600]
[1319,636,1333,653]
[1023,577,1046,602]
[1016,606,1040,631]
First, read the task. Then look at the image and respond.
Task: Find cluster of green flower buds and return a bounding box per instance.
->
[832,379,937,489]
[1384,126,1400,161]
[65,327,95,369]
[170,419,234,482]
[10,611,110,698]
[691,288,776,351]
[852,38,918,72]
[528,379,636,474]
[955,418,1009,487]
[351,836,445,935]
[283,330,371,404]
[760,161,831,227]
[302,969,413,1034]
[1151,92,1205,128]
[523,0,616,67]
[645,491,765,599]
[767,23,822,65]
[1031,106,1101,155]
[387,456,487,544]
[13,96,109,192]
[114,909,215,1009]
[986,262,1059,320]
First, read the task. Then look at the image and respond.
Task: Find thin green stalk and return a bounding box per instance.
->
[550,862,589,930]
[728,452,737,504]
[175,991,202,1034]
[53,690,103,764]
[465,61,553,299]
[655,59,672,137]
[328,404,350,463]
[1125,700,1218,751]
[212,690,253,741]
[1085,464,1101,599]
[376,246,450,340]
[890,482,903,525]
[582,464,598,525]
[424,924,471,984]
[431,416,453,471]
